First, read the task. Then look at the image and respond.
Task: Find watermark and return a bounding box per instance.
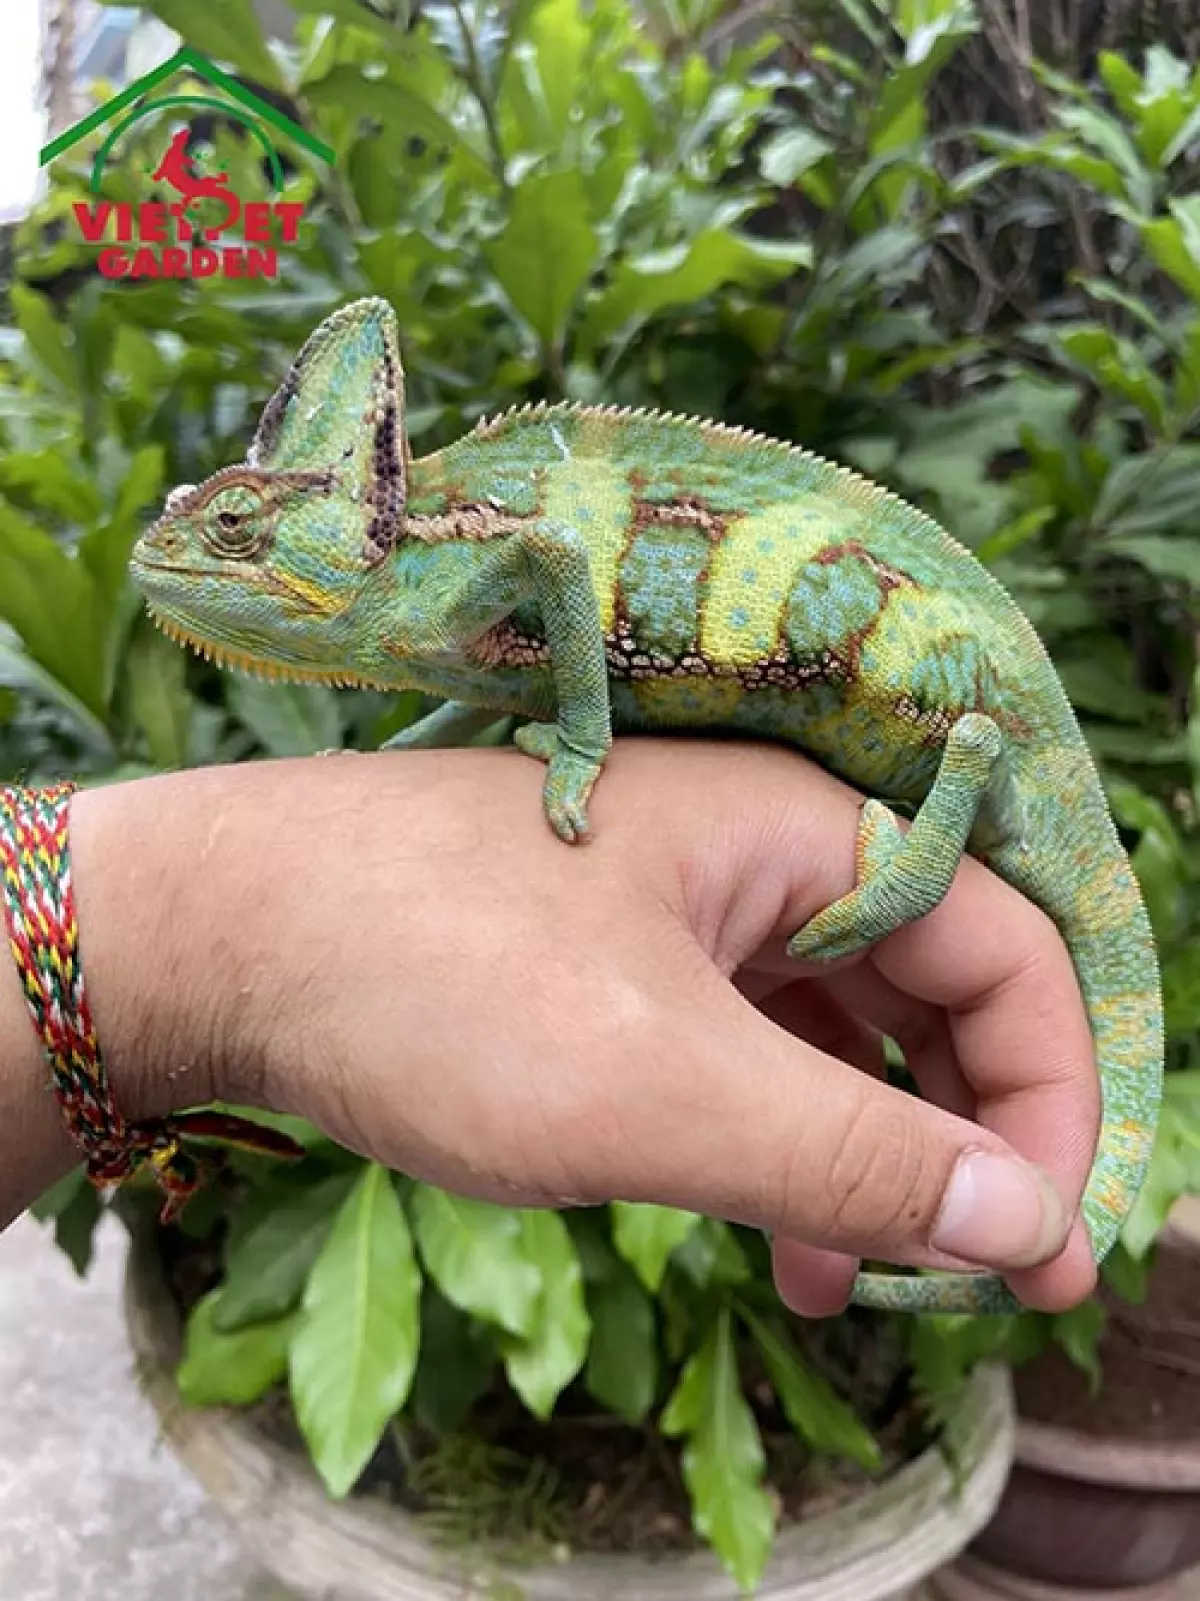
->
[39,46,334,281]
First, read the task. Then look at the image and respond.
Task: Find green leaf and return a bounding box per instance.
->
[10,285,78,396]
[1108,781,1186,941]
[289,1165,422,1497]
[29,1166,88,1223]
[584,1259,657,1424]
[484,171,600,351]
[411,1184,542,1337]
[0,451,104,525]
[500,1210,590,1418]
[1102,535,1200,588]
[870,0,975,154]
[1096,446,1200,536]
[1057,643,1161,724]
[0,629,114,756]
[348,135,406,231]
[1161,104,1200,170]
[81,444,166,605]
[661,1309,774,1591]
[306,66,494,180]
[580,230,809,352]
[205,1101,332,1152]
[125,625,192,770]
[738,1304,881,1469]
[611,1201,702,1292]
[53,1178,103,1277]
[1101,1240,1150,1304]
[1051,1298,1106,1392]
[177,1290,294,1407]
[528,0,589,142]
[977,506,1054,565]
[215,1172,354,1332]
[109,0,284,87]
[411,1287,498,1435]
[0,503,108,720]
[1057,325,1167,431]
[672,1215,752,1288]
[1143,206,1200,299]
[827,223,927,294]
[1076,277,1171,342]
[1097,51,1142,120]
[1122,1133,1189,1257]
[1055,103,1153,212]
[225,675,343,755]
[286,0,410,44]
[759,127,834,186]
[1164,946,1200,1040]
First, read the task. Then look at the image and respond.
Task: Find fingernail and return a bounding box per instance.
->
[932,1150,1070,1269]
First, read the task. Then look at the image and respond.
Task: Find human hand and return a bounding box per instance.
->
[41,739,1098,1314]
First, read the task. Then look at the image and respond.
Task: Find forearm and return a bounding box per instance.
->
[0,751,502,1228]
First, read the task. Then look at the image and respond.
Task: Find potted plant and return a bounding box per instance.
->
[88,1151,1010,1601]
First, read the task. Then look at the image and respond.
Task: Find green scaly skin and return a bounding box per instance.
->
[129,298,1163,1315]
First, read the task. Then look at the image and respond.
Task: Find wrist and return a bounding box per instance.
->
[67,773,224,1124]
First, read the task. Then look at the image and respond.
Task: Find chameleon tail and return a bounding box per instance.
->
[852,776,1164,1317]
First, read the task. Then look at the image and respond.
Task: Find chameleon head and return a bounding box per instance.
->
[129,297,411,681]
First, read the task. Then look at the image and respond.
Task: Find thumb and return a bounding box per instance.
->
[626,980,1073,1286]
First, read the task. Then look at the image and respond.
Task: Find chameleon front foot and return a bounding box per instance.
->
[514,722,606,845]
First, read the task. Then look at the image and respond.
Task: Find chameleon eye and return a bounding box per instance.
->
[204,488,272,558]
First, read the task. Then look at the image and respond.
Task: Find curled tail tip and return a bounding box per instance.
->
[851,1269,1021,1316]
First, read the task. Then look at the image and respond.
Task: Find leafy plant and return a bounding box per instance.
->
[9,0,1200,1592]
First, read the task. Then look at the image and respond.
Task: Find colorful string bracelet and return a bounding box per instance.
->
[0,781,304,1221]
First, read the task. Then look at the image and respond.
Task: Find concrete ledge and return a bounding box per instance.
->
[0,1213,287,1601]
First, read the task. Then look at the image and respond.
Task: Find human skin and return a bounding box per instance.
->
[0,739,1100,1316]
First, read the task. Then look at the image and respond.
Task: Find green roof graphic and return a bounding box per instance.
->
[40,44,334,169]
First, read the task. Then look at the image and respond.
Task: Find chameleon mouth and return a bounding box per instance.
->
[146,604,395,692]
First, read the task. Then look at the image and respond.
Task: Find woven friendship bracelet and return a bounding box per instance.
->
[0,782,304,1221]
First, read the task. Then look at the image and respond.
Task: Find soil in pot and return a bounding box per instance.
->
[966,1233,1200,1594]
[1013,1246,1200,1445]
[159,1217,938,1569]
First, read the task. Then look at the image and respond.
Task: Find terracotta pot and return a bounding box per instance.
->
[963,1413,1200,1591]
[932,1551,1198,1599]
[123,1223,1016,1601]
[932,1220,1200,1600]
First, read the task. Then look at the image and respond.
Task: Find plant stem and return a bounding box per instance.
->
[447,0,510,193]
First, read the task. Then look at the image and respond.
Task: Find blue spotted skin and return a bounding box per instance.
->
[130,299,1163,1316]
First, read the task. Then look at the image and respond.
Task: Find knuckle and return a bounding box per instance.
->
[820,1094,944,1246]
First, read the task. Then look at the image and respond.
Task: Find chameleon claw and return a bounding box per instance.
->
[515,724,603,844]
[544,749,603,845]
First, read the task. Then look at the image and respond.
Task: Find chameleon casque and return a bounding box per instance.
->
[129,297,1163,1315]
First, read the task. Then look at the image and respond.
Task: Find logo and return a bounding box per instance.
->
[39,46,334,281]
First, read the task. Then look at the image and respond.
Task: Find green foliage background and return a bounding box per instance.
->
[7,0,1200,1590]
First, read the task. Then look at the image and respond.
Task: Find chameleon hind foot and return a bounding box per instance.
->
[788,711,1004,963]
[514,721,606,845]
